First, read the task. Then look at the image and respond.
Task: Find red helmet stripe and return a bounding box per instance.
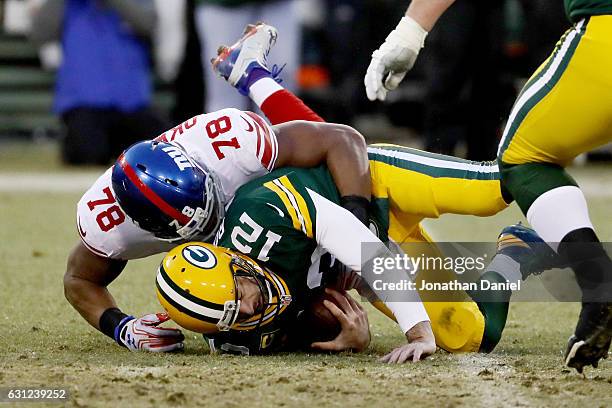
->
[118,155,191,225]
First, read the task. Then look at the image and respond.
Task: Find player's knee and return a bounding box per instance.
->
[500,162,577,214]
[431,304,485,353]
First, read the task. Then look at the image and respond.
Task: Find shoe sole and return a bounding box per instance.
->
[564,339,586,366]
[565,305,612,370]
[211,24,277,83]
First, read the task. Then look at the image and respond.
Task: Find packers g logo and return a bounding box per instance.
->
[182,245,217,269]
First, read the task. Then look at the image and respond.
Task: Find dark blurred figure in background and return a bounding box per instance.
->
[30,0,169,165]
[156,0,206,124]
[419,0,508,160]
[520,0,567,72]
[363,0,567,160]
[170,0,205,124]
[194,0,300,112]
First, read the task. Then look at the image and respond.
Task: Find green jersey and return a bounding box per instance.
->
[211,165,428,354]
[215,165,389,297]
[565,0,612,22]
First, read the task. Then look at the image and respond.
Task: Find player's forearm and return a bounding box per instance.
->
[310,191,430,334]
[64,243,127,332]
[405,0,456,31]
[63,275,118,330]
[325,128,371,200]
[274,122,371,200]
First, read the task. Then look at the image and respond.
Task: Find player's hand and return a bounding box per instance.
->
[332,268,363,292]
[116,312,185,352]
[311,288,370,352]
[364,16,428,101]
[380,321,436,363]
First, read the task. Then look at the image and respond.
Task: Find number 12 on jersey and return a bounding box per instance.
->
[231,213,281,262]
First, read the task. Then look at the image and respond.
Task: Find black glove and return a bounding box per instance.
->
[340,195,370,226]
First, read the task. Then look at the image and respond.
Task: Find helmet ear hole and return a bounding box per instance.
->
[136,164,147,172]
[165,178,178,187]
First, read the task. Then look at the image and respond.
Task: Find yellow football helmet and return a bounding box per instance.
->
[156,242,292,334]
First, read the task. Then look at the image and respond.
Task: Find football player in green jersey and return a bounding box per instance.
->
[156,23,560,361]
[365,0,612,373]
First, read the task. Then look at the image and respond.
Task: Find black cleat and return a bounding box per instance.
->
[564,302,612,373]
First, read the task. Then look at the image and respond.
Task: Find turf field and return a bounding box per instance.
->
[1,142,611,408]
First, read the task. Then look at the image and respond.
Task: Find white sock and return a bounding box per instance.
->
[527,186,594,247]
[249,78,283,107]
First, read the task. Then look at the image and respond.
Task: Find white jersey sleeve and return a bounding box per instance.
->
[76,169,175,260]
[155,108,278,202]
[306,188,430,334]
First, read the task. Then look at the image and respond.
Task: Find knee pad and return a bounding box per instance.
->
[426,301,485,353]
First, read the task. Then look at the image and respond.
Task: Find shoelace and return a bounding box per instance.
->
[270,63,286,84]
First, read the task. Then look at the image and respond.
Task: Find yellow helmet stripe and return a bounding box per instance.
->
[156,267,225,320]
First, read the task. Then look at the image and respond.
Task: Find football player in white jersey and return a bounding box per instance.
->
[64,26,373,353]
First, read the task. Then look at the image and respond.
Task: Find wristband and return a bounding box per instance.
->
[340,195,370,226]
[99,307,128,340]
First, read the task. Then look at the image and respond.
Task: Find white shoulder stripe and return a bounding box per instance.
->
[368,147,499,174]
[272,179,307,234]
[269,127,279,170]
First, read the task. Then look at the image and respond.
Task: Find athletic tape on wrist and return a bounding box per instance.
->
[113,315,136,346]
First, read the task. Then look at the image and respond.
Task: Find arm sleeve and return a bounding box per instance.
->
[260,89,325,125]
[306,188,430,334]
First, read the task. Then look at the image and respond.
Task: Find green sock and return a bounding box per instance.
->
[468,271,511,353]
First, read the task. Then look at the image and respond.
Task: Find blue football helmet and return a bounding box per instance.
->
[111,140,224,242]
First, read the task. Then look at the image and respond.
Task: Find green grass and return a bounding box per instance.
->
[0,159,611,407]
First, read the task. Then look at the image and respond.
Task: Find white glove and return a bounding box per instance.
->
[116,312,184,352]
[364,16,428,101]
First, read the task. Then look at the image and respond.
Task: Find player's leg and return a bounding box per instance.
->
[368,144,511,229]
[497,16,612,371]
[469,223,566,353]
[367,147,513,353]
[386,225,491,353]
[211,23,324,124]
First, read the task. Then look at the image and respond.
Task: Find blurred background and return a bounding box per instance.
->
[0,0,609,168]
